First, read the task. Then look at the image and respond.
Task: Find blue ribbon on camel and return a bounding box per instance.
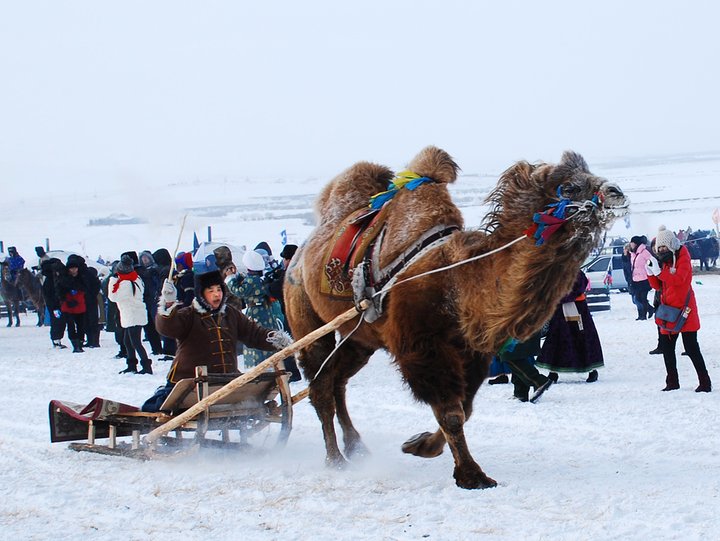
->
[368,171,434,210]
[526,186,572,246]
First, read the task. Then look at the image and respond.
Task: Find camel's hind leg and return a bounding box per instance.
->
[432,401,496,489]
[396,340,496,489]
[401,351,489,460]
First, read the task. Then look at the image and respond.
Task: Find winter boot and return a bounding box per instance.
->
[87,329,101,348]
[138,359,153,375]
[689,355,712,393]
[52,340,68,349]
[120,357,138,374]
[529,376,553,403]
[586,370,599,383]
[662,372,679,391]
[488,374,510,385]
[695,376,712,393]
[71,340,84,353]
[648,346,663,355]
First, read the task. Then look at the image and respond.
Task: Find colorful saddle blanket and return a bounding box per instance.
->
[320,205,392,300]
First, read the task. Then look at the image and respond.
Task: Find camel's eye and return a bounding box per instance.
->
[560,183,580,198]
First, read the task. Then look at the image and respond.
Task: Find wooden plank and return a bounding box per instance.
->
[144,301,369,445]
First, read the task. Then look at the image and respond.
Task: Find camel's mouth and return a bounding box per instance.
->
[563,197,630,222]
[603,200,631,217]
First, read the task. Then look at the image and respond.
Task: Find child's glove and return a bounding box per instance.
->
[160,279,177,303]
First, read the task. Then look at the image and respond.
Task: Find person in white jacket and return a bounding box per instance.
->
[108,255,152,374]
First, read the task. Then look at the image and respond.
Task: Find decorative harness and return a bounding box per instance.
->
[343,170,459,322]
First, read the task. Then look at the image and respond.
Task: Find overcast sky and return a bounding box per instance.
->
[1,1,718,195]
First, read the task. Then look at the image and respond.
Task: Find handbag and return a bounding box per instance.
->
[655,291,691,333]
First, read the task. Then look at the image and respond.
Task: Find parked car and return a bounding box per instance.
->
[582,253,628,292]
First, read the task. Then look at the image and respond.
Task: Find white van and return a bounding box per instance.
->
[582,253,629,292]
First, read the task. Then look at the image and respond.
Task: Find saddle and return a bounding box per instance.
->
[320,203,459,323]
[320,206,391,300]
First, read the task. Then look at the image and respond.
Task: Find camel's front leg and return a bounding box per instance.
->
[308,379,347,469]
[433,403,497,490]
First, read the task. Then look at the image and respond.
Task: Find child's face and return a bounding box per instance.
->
[203,285,223,309]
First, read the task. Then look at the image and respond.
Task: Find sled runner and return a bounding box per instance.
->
[49,365,294,459]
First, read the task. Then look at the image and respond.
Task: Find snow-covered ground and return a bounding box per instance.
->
[1,154,720,540]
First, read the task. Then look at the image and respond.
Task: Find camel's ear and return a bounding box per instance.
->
[559,151,590,173]
[406,146,459,184]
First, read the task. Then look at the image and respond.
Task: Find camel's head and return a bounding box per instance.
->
[484,151,628,251]
[546,151,628,225]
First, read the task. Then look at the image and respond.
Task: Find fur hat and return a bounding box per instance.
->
[152,248,172,267]
[116,254,135,274]
[655,225,681,252]
[279,244,298,260]
[194,270,225,294]
[242,250,266,272]
[66,254,85,269]
[213,245,234,272]
[121,251,139,265]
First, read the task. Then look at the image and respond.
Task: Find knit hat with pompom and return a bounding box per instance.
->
[655,225,681,252]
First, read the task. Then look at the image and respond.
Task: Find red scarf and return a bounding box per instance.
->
[112,270,139,293]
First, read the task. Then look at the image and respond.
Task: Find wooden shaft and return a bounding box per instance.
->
[291,387,310,405]
[168,214,188,277]
[143,300,369,444]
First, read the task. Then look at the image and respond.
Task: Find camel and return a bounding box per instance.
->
[1,262,22,327]
[15,268,45,327]
[284,147,628,489]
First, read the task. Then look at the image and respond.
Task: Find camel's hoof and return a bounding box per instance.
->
[325,454,349,470]
[454,467,498,490]
[401,432,444,458]
[345,439,370,460]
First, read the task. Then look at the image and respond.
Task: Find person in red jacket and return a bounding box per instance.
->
[646,226,712,392]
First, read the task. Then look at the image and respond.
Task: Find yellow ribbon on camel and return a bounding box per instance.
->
[369,170,433,209]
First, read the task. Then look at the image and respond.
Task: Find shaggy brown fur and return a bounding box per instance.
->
[15,268,45,327]
[285,146,627,489]
[1,262,22,327]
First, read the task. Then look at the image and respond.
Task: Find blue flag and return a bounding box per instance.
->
[193,232,200,253]
[280,229,287,246]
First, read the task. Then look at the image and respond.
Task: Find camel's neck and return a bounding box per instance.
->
[453,227,594,353]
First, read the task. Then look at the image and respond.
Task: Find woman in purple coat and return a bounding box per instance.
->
[536,271,604,382]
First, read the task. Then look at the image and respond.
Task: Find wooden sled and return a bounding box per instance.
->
[48,302,368,460]
[50,365,294,459]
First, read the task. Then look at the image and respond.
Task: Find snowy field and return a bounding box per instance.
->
[2,153,720,540]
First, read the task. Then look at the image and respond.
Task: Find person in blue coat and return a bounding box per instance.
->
[225,250,285,368]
